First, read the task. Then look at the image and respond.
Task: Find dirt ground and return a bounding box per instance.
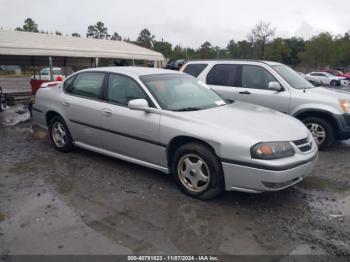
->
[0,112,349,257]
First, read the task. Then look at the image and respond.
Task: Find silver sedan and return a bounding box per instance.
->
[32,67,318,199]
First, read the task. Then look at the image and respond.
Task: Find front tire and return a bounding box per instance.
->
[330,80,339,87]
[171,143,225,200]
[302,117,335,149]
[48,116,74,152]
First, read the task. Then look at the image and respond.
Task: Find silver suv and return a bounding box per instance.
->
[182,60,350,149]
[32,67,318,199]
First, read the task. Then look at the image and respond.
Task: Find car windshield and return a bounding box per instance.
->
[140,74,227,111]
[272,64,314,89]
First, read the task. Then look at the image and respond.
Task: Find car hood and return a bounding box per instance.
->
[304,86,350,99]
[176,102,309,142]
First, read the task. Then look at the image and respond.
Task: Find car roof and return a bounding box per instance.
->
[185,59,283,66]
[80,66,182,77]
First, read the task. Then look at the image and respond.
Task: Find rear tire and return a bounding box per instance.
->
[48,116,74,152]
[171,142,225,200]
[302,117,335,150]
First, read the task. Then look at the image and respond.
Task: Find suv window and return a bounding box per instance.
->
[241,65,277,90]
[40,68,49,75]
[53,69,62,75]
[207,64,238,87]
[65,72,105,99]
[107,74,147,106]
[183,64,208,77]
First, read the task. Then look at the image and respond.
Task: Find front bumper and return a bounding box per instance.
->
[334,113,350,140]
[221,153,318,193]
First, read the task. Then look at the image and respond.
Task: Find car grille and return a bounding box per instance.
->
[293,137,313,152]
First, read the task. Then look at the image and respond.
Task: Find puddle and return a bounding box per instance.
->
[1,190,131,254]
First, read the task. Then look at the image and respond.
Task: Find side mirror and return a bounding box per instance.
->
[128,99,149,111]
[268,81,283,91]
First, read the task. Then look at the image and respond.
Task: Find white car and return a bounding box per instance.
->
[305,72,346,86]
[32,67,65,81]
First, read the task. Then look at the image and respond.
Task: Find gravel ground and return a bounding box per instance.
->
[0,111,349,257]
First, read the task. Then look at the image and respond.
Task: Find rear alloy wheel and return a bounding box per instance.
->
[172,143,224,200]
[48,116,74,152]
[302,117,335,149]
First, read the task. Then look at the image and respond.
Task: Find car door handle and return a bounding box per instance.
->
[102,108,112,116]
[239,91,251,95]
[62,100,70,106]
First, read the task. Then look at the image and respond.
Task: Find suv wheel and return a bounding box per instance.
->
[302,117,335,149]
[48,116,74,152]
[330,80,338,86]
[171,143,224,200]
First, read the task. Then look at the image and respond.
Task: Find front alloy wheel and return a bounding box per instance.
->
[302,117,335,149]
[172,142,224,200]
[178,154,210,192]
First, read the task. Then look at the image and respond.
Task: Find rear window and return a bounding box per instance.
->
[206,64,239,87]
[183,64,208,77]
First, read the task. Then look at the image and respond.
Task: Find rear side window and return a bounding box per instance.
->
[65,72,105,99]
[206,64,239,87]
[183,64,208,77]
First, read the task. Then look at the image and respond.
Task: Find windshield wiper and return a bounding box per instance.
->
[173,107,202,112]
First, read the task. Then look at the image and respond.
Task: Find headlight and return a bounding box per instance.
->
[251,142,295,160]
[339,99,350,113]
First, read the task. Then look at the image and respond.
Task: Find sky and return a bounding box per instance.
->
[0,0,349,48]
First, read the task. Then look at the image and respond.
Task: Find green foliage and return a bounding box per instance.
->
[136,29,155,48]
[299,33,336,68]
[110,32,122,41]
[15,18,39,32]
[12,18,350,70]
[265,38,290,63]
[153,40,172,59]
[87,21,109,39]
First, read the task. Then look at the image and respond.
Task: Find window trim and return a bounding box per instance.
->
[240,64,283,91]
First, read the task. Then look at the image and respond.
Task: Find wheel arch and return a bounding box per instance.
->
[293,109,340,132]
[167,136,220,166]
[46,110,65,126]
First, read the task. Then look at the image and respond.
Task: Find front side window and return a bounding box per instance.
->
[107,74,147,106]
[183,64,208,77]
[206,64,238,87]
[272,64,313,89]
[140,74,227,111]
[65,72,105,99]
[241,65,277,90]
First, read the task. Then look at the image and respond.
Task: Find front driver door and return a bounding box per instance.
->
[236,65,291,113]
[100,73,162,166]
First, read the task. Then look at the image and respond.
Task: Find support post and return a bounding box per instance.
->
[49,56,53,81]
[95,58,99,67]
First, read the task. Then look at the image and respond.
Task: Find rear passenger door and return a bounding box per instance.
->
[62,72,107,148]
[205,64,240,100]
[235,65,290,113]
